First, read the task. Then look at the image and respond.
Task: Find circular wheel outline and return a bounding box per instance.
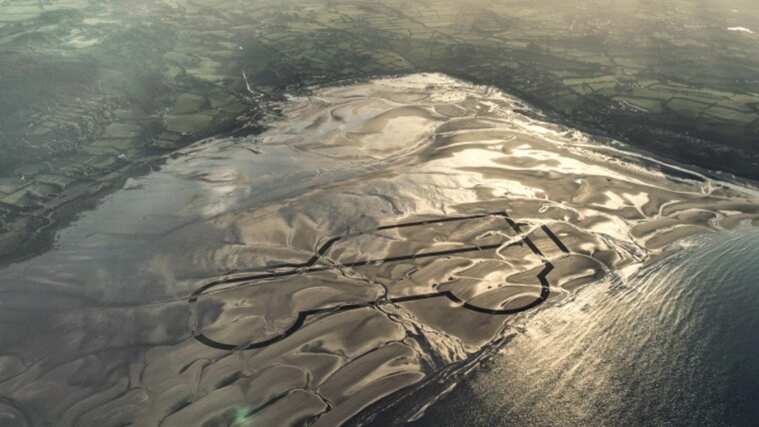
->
[188,212,568,351]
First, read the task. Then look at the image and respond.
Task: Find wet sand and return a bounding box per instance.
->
[402,228,759,426]
[1,74,758,426]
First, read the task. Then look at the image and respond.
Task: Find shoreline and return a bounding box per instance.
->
[1,74,756,425]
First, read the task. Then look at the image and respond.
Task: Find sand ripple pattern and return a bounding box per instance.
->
[0,74,757,426]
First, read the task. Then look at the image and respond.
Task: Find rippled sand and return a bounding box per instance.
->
[1,74,758,426]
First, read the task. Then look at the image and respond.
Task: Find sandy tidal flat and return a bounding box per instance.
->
[1,74,758,426]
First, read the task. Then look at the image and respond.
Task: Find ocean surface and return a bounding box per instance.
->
[409,229,759,426]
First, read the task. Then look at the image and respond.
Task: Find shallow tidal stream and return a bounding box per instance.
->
[1,74,758,426]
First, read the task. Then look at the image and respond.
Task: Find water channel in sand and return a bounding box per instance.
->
[1,74,758,426]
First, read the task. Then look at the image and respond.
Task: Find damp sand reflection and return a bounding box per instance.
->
[0,74,758,426]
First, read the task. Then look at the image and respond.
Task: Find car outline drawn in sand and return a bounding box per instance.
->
[189,210,572,351]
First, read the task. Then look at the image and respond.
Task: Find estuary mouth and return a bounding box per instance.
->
[1,73,758,426]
